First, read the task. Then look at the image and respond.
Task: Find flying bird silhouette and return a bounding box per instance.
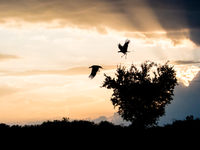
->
[89,65,103,79]
[118,39,130,58]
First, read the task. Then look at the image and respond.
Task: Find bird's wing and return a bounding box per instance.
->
[96,65,103,69]
[123,40,130,50]
[118,44,123,51]
[89,67,99,79]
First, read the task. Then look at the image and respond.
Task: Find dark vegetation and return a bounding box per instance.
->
[1,116,199,145]
[0,115,199,129]
[0,116,200,134]
[102,61,178,128]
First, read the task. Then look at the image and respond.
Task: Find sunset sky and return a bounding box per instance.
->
[0,0,200,125]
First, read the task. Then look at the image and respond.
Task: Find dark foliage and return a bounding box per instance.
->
[0,116,199,130]
[165,115,200,129]
[0,117,199,147]
[102,61,178,128]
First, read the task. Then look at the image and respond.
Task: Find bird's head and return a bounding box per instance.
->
[125,39,130,43]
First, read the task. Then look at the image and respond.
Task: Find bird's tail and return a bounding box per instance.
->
[89,75,94,79]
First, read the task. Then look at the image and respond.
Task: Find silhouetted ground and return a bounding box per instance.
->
[0,117,199,147]
[0,116,200,134]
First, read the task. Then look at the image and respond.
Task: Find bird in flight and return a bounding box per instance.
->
[89,65,103,79]
[118,39,130,58]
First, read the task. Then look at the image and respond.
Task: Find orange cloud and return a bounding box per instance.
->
[171,60,200,65]
[0,53,19,61]
[0,86,19,97]
[1,65,116,76]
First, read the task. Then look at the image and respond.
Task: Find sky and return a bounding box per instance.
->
[0,0,200,125]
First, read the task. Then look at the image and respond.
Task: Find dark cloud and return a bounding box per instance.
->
[159,72,200,125]
[189,30,200,46]
[0,0,199,45]
[147,0,200,45]
[0,53,19,60]
[172,60,200,65]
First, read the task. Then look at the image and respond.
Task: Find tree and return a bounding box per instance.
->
[102,61,178,128]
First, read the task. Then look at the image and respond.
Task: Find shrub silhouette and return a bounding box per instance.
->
[165,115,200,130]
[102,61,178,128]
[40,118,96,129]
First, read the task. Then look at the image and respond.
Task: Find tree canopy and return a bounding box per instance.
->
[102,61,178,128]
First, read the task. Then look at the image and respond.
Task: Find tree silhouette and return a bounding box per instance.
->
[102,61,178,128]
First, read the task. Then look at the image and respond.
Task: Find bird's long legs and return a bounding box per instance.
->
[121,54,127,59]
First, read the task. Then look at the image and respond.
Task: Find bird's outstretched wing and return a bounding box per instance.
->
[89,65,102,79]
[123,40,130,50]
[118,44,123,52]
[89,67,98,79]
